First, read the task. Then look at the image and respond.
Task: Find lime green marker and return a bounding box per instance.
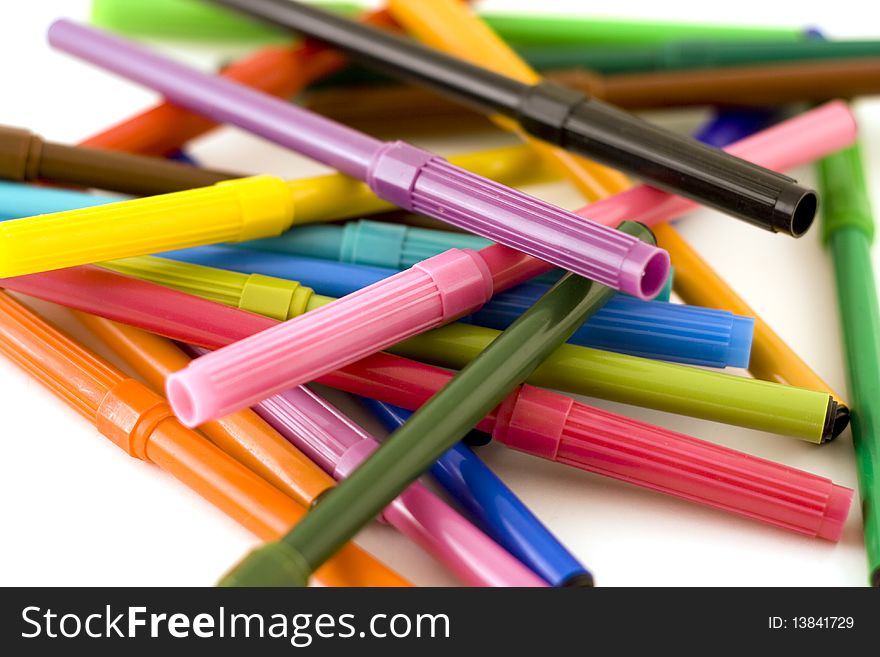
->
[818,141,880,587]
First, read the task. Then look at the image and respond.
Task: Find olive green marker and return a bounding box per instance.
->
[217,223,650,586]
[818,141,880,586]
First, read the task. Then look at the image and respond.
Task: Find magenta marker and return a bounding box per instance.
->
[47,20,666,298]
[218,373,548,587]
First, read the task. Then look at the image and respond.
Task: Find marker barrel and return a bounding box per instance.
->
[0,175,295,278]
[91,0,801,45]
[211,0,816,234]
[819,142,880,586]
[48,20,668,297]
[249,383,546,587]
[78,316,336,516]
[109,254,750,368]
[493,386,852,541]
[366,399,591,587]
[221,266,616,586]
[0,125,235,195]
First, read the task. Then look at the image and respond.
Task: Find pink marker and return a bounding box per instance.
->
[230,376,547,588]
[322,365,853,542]
[166,248,500,426]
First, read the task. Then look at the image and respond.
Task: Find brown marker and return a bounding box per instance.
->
[303,57,880,125]
[0,125,239,195]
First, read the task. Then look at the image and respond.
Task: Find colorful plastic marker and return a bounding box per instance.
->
[218,249,623,586]
[0,142,555,221]
[818,141,880,587]
[44,20,666,296]
[74,313,339,519]
[0,264,844,442]
[0,291,409,587]
[211,371,549,587]
[0,181,120,221]
[344,379,851,541]
[384,0,628,202]
[81,6,400,155]
[60,263,853,538]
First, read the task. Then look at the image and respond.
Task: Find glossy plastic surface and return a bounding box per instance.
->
[366,400,590,586]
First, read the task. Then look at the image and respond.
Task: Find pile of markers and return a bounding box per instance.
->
[1,0,878,587]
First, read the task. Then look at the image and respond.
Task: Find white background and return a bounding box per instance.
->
[1,0,879,587]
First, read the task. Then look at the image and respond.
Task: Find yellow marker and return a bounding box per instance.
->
[386,0,629,200]
[0,144,554,278]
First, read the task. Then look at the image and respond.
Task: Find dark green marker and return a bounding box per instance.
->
[218,221,654,587]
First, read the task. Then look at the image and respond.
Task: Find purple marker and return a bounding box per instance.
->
[46,20,667,299]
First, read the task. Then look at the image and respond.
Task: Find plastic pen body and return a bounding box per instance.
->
[337,371,853,542]
[220,264,618,586]
[241,380,546,587]
[0,125,236,195]
[90,0,801,45]
[0,181,121,221]
[209,0,816,235]
[77,315,336,509]
[2,265,849,538]
[818,142,880,586]
[108,253,748,368]
[165,248,496,426]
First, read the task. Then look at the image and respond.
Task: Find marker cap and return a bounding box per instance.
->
[476,288,755,368]
[103,256,316,321]
[50,20,670,297]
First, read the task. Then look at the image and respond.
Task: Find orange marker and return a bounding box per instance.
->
[0,292,409,587]
[74,313,337,506]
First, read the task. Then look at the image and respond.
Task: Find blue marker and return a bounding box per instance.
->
[363,398,591,588]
